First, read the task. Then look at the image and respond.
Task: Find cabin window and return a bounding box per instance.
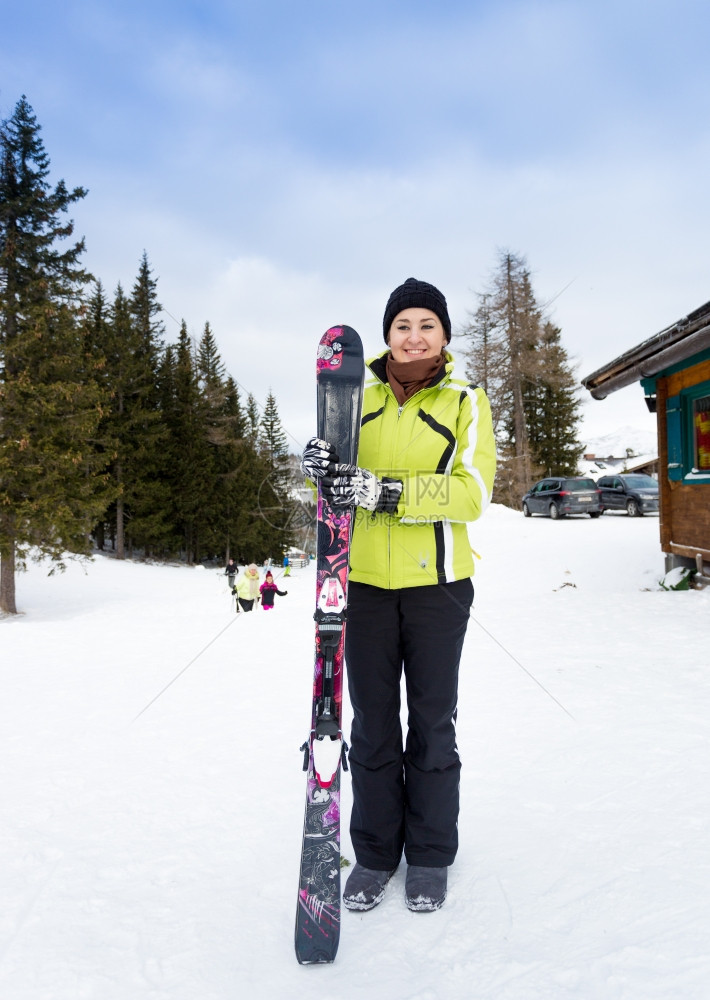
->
[694,395,710,471]
[667,380,710,482]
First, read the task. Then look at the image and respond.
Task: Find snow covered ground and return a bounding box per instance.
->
[1,506,709,1000]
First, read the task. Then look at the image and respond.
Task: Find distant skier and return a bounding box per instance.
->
[283,554,291,577]
[225,558,238,589]
[234,563,260,612]
[259,570,287,610]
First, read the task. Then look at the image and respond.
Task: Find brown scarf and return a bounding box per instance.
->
[385,351,446,406]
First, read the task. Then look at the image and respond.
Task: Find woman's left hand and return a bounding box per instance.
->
[321,466,402,514]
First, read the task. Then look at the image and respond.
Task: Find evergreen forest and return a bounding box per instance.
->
[0,97,303,614]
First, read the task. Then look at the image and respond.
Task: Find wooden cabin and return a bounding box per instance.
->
[582,300,710,577]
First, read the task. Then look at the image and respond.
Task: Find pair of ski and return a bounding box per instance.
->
[294,326,364,965]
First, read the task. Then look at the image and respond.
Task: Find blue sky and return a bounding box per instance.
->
[4,0,710,450]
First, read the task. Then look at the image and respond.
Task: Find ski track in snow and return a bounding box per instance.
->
[1,506,709,999]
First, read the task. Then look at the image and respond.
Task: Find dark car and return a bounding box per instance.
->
[596,474,659,516]
[522,477,602,519]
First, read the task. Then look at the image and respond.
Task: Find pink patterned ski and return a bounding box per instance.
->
[294,326,364,965]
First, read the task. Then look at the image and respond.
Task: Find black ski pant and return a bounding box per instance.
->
[345,578,473,871]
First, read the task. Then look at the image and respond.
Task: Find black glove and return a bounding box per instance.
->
[321,465,403,514]
[300,437,339,480]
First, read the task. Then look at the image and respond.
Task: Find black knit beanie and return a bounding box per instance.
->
[382,277,451,343]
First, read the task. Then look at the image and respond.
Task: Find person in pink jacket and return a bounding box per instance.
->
[259,571,287,610]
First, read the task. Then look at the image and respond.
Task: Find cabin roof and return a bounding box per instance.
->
[582,299,710,399]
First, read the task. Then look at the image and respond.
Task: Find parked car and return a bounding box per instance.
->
[596,474,659,516]
[522,477,602,519]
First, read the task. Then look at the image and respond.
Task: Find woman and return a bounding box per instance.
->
[301,278,496,912]
[234,563,260,612]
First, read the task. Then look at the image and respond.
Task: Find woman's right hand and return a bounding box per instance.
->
[300,437,339,480]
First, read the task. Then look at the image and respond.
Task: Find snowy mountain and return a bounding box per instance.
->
[578,424,659,478]
[582,424,657,459]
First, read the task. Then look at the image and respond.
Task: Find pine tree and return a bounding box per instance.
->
[83,279,118,551]
[197,321,226,393]
[257,390,295,556]
[526,323,584,476]
[245,393,260,438]
[106,279,165,558]
[218,377,248,562]
[195,329,247,560]
[223,376,246,441]
[130,251,165,392]
[122,253,170,556]
[84,279,111,380]
[464,291,509,438]
[260,390,290,475]
[463,250,582,507]
[463,250,536,504]
[0,96,110,613]
[165,321,212,563]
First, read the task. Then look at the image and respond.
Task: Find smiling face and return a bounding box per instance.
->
[387,307,448,363]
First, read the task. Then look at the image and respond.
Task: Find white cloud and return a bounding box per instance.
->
[72,125,709,452]
[11,0,710,456]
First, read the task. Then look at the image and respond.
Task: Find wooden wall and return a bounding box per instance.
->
[657,357,710,566]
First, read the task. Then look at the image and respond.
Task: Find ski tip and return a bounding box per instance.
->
[324,323,356,335]
[317,326,363,373]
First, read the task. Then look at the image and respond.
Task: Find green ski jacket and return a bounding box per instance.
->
[349,350,496,590]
